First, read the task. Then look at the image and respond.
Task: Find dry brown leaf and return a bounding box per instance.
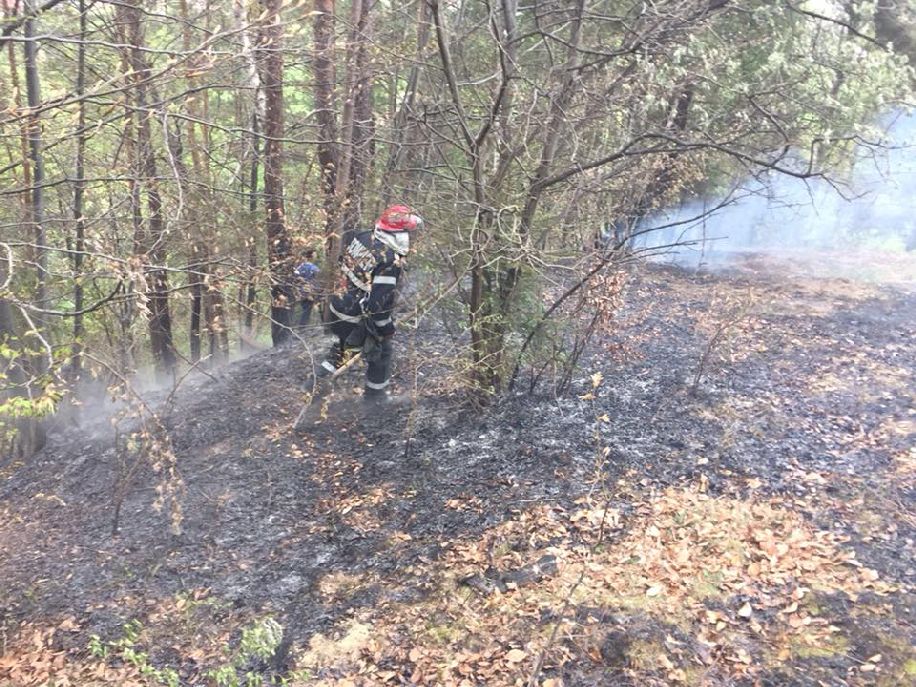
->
[860,568,880,582]
[506,648,527,663]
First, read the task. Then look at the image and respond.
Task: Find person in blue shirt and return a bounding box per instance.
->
[293,250,320,327]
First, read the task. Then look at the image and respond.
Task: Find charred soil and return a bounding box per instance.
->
[1,260,914,686]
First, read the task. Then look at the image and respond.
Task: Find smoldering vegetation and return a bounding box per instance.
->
[638,111,916,276]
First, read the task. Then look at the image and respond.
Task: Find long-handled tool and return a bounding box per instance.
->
[292,351,362,430]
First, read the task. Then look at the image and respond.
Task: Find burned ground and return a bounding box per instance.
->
[0,260,914,686]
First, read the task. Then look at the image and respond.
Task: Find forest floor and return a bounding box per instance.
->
[0,254,914,687]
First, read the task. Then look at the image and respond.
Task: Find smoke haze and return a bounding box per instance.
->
[638,111,916,282]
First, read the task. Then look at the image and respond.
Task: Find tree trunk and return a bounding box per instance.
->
[315,0,368,319]
[180,0,205,364]
[245,143,261,344]
[258,0,292,345]
[164,122,203,363]
[874,3,916,251]
[71,0,87,381]
[199,2,228,360]
[382,0,430,202]
[178,0,228,364]
[235,0,265,348]
[23,1,47,336]
[313,0,340,306]
[430,0,502,394]
[331,0,362,227]
[0,259,45,463]
[625,85,694,238]
[468,211,498,393]
[120,0,177,377]
[2,4,29,208]
[345,0,374,228]
[875,3,916,64]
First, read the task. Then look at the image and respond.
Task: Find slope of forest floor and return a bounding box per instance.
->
[1,257,914,687]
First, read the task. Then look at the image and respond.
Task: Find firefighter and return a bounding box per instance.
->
[315,204,423,404]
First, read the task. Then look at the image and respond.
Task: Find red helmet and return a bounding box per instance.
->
[376,204,423,232]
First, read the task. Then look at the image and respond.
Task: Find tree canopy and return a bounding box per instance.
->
[0,0,913,454]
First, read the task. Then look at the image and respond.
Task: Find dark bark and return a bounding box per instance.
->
[183,142,203,364]
[198,5,228,361]
[0,260,45,462]
[178,0,228,364]
[235,0,264,348]
[16,3,50,454]
[328,0,363,256]
[517,0,586,244]
[0,0,67,43]
[180,0,204,364]
[313,0,339,299]
[345,0,374,230]
[499,0,575,390]
[382,0,430,202]
[71,0,87,381]
[875,3,916,62]
[313,0,338,198]
[313,0,375,318]
[4,4,30,214]
[430,0,502,393]
[23,2,47,334]
[259,0,292,345]
[189,272,203,362]
[245,134,261,343]
[628,85,694,228]
[874,3,916,250]
[119,0,177,376]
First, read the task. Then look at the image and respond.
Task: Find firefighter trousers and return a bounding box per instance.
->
[319,293,393,392]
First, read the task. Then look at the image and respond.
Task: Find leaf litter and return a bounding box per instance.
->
[0,260,914,686]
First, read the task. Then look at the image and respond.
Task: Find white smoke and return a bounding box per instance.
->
[636,110,916,275]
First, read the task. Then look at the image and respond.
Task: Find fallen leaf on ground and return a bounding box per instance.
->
[506,648,527,663]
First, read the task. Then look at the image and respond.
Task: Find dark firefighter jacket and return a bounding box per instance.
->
[332,228,406,338]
